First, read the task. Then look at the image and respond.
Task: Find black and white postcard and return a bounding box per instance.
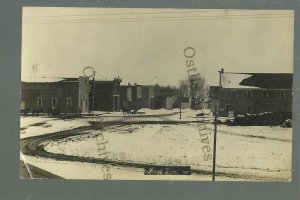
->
[20,7,294,181]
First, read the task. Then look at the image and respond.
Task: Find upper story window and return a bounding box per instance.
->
[262,90,268,98]
[37,97,43,107]
[247,90,252,98]
[52,97,57,107]
[137,86,142,98]
[149,87,154,98]
[127,87,132,100]
[280,91,286,99]
[231,90,237,99]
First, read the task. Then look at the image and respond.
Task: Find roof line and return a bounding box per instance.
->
[21,76,79,78]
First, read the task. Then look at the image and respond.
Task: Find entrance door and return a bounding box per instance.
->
[225,104,230,114]
[246,104,252,114]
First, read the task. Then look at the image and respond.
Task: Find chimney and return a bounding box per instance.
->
[218,68,224,87]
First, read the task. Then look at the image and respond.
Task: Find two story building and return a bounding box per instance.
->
[209,69,293,118]
[120,83,154,110]
[21,76,89,114]
[92,77,122,112]
[153,86,177,110]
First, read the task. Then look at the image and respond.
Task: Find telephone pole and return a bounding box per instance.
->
[212,105,218,181]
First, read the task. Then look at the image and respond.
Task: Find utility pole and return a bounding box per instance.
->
[212,105,218,181]
[212,67,223,180]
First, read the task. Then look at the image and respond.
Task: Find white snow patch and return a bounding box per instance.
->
[20,109,292,181]
[20,117,90,139]
[43,123,291,181]
[221,73,258,89]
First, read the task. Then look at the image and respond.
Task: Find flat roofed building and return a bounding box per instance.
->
[21,76,89,114]
[92,77,122,112]
[120,84,154,110]
[153,86,177,110]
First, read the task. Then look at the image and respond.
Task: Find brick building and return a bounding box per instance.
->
[209,69,293,117]
[21,77,89,114]
[120,84,179,110]
[153,86,177,110]
[120,84,154,110]
[92,77,122,112]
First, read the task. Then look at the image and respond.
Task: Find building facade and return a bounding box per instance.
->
[91,77,122,112]
[120,84,154,110]
[209,70,293,118]
[120,84,179,110]
[21,77,89,114]
[153,86,177,110]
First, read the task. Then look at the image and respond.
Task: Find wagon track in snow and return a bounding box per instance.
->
[206,127,291,142]
[20,120,289,181]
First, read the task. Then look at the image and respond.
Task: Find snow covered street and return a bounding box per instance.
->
[20,109,292,181]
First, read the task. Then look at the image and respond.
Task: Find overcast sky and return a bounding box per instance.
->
[22,7,294,86]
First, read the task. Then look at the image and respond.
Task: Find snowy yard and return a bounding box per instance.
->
[20,109,292,181]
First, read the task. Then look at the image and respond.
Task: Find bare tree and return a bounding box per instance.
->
[178,79,190,97]
[178,74,208,109]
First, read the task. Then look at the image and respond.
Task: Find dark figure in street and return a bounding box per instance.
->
[48,108,61,118]
[20,108,30,117]
[32,109,43,117]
